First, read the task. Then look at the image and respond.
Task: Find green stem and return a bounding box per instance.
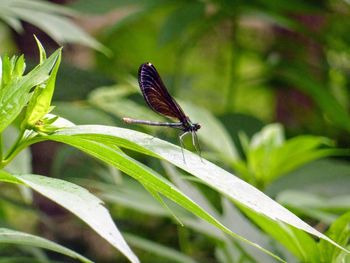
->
[1,130,26,168]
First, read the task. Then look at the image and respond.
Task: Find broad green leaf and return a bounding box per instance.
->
[0,49,61,133]
[0,0,106,53]
[241,205,320,262]
[0,170,138,263]
[13,173,139,263]
[319,211,350,262]
[234,124,342,187]
[92,93,240,160]
[143,184,184,226]
[0,228,92,263]
[163,162,278,262]
[43,125,348,254]
[0,0,75,17]
[35,130,285,261]
[180,101,239,160]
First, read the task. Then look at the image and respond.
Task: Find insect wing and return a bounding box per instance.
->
[138,63,187,121]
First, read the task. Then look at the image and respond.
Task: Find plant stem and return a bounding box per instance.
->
[1,129,26,168]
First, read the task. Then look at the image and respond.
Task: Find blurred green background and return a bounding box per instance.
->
[1,0,350,262]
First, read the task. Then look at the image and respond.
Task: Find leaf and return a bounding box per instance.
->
[0,228,93,263]
[234,124,343,186]
[34,35,47,63]
[0,49,61,133]
[240,205,320,262]
[163,162,278,262]
[0,170,139,263]
[0,0,106,53]
[36,129,285,261]
[0,170,22,184]
[180,101,239,160]
[43,125,348,254]
[24,44,62,128]
[319,211,350,262]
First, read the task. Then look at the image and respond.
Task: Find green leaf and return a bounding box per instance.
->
[13,55,25,77]
[0,170,139,263]
[23,45,61,128]
[143,184,184,226]
[0,54,25,89]
[234,124,343,187]
[240,205,320,262]
[13,173,139,263]
[0,228,93,263]
[180,101,239,160]
[0,170,22,184]
[319,211,350,262]
[0,0,107,53]
[41,125,348,254]
[0,49,61,133]
[36,128,285,262]
[34,35,47,63]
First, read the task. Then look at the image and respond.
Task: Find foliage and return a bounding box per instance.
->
[0,0,105,52]
[0,0,350,262]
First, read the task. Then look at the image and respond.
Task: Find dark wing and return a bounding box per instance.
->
[138,62,187,121]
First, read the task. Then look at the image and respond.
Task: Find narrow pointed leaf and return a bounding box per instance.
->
[36,131,285,261]
[47,125,348,253]
[0,228,93,263]
[0,170,139,263]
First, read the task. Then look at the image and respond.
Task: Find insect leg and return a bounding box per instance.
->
[179,132,188,163]
[192,131,203,162]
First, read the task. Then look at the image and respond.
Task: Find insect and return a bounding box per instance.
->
[123,62,201,162]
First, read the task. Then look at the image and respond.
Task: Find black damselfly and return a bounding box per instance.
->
[123,62,201,162]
